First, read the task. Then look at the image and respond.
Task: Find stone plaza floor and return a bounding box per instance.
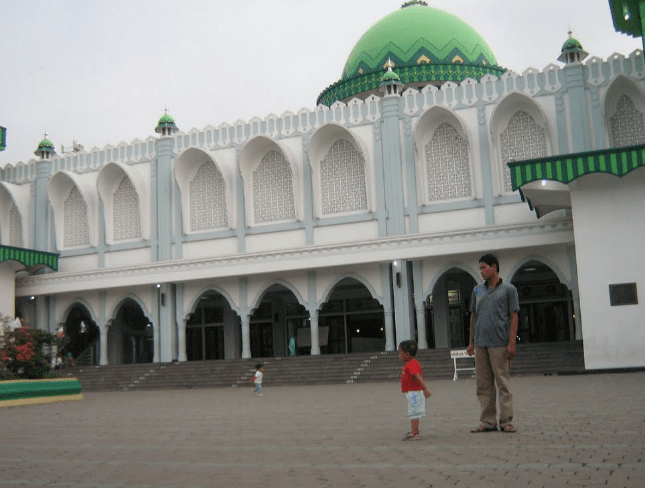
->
[1,372,644,488]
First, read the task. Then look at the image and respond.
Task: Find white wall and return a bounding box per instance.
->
[570,170,645,369]
[0,264,16,318]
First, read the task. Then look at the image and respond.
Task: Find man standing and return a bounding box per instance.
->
[467,254,520,433]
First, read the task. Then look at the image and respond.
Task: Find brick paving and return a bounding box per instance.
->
[1,372,644,487]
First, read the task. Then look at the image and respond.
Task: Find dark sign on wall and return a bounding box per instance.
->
[609,283,638,306]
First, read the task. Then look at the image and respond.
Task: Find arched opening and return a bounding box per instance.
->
[319,278,385,354]
[511,261,574,343]
[62,304,100,365]
[108,299,153,364]
[250,284,306,358]
[427,268,477,349]
[186,292,239,360]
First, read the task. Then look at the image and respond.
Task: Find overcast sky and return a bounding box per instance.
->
[1,0,641,166]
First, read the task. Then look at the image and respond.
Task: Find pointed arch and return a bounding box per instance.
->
[490,93,552,194]
[414,106,474,203]
[174,147,235,234]
[240,136,302,225]
[185,286,241,321]
[424,263,481,299]
[48,171,98,249]
[308,123,374,218]
[317,274,383,311]
[96,162,150,244]
[249,279,307,314]
[604,75,645,148]
[0,182,30,247]
[108,294,151,322]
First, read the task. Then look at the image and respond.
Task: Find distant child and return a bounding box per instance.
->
[398,340,431,440]
[251,363,264,396]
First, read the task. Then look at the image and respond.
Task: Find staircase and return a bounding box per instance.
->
[65,342,584,392]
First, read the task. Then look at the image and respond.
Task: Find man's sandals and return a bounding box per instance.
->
[470,424,517,433]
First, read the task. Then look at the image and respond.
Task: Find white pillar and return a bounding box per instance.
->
[310,312,320,356]
[384,310,395,351]
[153,322,160,363]
[241,316,251,359]
[177,321,187,362]
[416,307,428,349]
[99,324,108,366]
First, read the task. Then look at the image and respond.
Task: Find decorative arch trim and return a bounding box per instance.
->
[317,274,384,311]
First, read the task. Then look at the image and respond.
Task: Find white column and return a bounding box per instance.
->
[241,315,251,359]
[177,321,187,362]
[384,310,395,351]
[153,322,160,363]
[99,324,108,366]
[310,312,320,356]
[416,307,428,349]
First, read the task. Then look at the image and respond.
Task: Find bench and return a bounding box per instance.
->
[450,349,475,381]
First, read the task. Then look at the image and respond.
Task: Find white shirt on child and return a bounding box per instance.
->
[254,371,263,384]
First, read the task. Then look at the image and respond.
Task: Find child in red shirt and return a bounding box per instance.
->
[399,340,431,440]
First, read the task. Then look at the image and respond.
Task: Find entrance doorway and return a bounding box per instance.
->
[319,278,385,354]
[428,269,477,349]
[512,261,574,343]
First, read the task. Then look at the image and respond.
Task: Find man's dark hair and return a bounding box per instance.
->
[479,253,499,272]
[398,340,418,357]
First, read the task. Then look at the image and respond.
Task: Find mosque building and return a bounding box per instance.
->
[1,1,643,370]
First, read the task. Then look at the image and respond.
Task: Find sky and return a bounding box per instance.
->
[0,0,642,166]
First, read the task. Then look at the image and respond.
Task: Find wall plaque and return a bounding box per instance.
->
[609,283,638,306]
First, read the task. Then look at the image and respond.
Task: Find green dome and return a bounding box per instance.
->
[34,135,56,157]
[155,110,179,135]
[561,36,583,53]
[37,138,54,149]
[318,2,505,106]
[158,113,175,124]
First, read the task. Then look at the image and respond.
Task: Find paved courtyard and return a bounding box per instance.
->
[1,372,644,488]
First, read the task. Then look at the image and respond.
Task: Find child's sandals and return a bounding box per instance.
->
[401,432,421,441]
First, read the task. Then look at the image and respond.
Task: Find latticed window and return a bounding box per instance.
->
[64,186,89,247]
[113,176,141,241]
[190,161,228,232]
[252,151,295,224]
[500,111,547,192]
[425,123,472,201]
[321,140,368,215]
[9,205,22,247]
[610,95,645,148]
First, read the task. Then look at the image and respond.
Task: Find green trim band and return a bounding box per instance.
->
[317,64,506,107]
[509,144,645,191]
[0,245,59,271]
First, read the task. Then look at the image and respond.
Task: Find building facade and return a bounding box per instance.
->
[1,2,643,369]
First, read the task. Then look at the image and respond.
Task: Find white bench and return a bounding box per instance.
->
[451,349,475,381]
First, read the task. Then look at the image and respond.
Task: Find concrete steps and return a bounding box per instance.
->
[65,341,585,392]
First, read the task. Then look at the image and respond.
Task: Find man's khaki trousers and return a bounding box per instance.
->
[474,346,513,429]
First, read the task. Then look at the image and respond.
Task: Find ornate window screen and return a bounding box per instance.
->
[64,186,89,247]
[113,176,141,241]
[321,140,368,215]
[9,205,22,247]
[190,161,228,232]
[610,95,645,148]
[500,111,547,192]
[253,150,295,224]
[425,123,472,201]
